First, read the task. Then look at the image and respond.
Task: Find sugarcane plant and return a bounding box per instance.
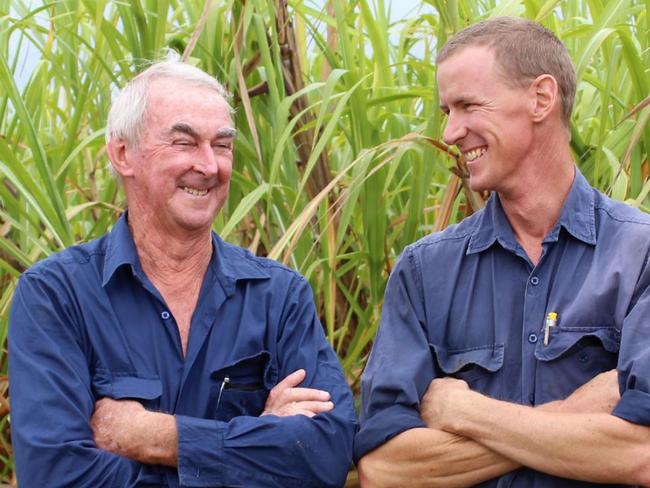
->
[0,0,647,482]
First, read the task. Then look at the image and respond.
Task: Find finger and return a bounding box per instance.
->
[273,369,307,391]
[293,400,334,414]
[293,409,317,418]
[282,387,331,403]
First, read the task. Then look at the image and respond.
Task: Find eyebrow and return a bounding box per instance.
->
[168,123,237,139]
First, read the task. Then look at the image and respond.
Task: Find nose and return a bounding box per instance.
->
[194,142,219,177]
[442,111,467,147]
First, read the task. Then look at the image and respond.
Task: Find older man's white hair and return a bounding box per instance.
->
[106,61,232,147]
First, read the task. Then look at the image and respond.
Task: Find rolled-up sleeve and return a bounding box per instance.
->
[613,254,650,426]
[176,275,357,487]
[354,247,434,462]
[8,273,155,487]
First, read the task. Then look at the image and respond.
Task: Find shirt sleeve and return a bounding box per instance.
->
[175,274,357,488]
[612,253,650,425]
[8,272,158,487]
[353,247,433,462]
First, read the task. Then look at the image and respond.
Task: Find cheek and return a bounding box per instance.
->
[218,158,233,181]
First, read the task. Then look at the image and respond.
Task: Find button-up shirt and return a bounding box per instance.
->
[9,214,356,488]
[355,170,650,487]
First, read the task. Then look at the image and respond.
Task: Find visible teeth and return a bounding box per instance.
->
[465,148,487,162]
[182,187,208,196]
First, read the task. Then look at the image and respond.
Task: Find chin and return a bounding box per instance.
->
[468,178,489,193]
[171,212,218,234]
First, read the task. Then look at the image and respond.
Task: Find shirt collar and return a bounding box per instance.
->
[466,192,517,254]
[208,232,270,297]
[467,167,596,255]
[102,212,141,286]
[546,168,596,245]
[102,213,270,289]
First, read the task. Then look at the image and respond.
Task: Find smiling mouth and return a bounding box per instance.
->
[182,186,209,196]
[464,147,487,162]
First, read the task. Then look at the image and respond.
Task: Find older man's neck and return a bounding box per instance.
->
[498,142,575,266]
[128,215,213,286]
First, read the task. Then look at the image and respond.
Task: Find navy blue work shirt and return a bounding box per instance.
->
[9,214,356,488]
[355,169,650,487]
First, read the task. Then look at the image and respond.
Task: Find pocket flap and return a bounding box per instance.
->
[93,371,162,400]
[535,326,620,361]
[211,351,272,387]
[430,343,504,374]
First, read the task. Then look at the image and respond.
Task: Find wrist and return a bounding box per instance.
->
[443,388,484,435]
[139,412,178,466]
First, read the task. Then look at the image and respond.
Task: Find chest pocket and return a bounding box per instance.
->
[210,351,273,421]
[535,325,620,369]
[92,370,162,411]
[430,343,504,391]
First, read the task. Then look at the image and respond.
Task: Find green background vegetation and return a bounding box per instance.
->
[0,0,648,483]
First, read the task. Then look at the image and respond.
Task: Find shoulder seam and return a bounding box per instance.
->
[595,202,650,227]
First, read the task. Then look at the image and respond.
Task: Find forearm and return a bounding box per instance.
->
[358,427,519,488]
[92,399,178,467]
[450,391,650,485]
[130,411,178,466]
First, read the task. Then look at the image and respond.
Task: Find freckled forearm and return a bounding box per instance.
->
[133,411,178,467]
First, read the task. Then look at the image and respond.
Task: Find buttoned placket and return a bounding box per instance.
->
[520,244,553,406]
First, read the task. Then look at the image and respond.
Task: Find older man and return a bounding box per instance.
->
[9,61,356,487]
[356,17,650,487]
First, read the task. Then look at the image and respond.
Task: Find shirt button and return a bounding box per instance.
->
[528,333,538,343]
[578,352,589,363]
[161,311,170,320]
[530,276,540,286]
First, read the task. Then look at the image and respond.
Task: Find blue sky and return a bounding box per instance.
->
[11,1,434,87]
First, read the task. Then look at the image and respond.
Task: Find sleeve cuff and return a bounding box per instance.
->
[353,404,425,463]
[612,389,650,426]
[176,415,227,487]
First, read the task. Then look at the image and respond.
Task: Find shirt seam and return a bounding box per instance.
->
[595,203,650,227]
[408,230,474,252]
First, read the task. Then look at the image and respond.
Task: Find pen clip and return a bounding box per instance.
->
[216,376,230,410]
[543,312,558,346]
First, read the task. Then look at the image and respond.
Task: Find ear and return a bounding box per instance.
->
[106,137,135,178]
[529,74,559,123]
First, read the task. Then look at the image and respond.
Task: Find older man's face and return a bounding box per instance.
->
[437,45,536,194]
[124,77,235,237]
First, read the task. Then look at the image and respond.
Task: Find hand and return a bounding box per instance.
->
[555,369,620,414]
[91,398,147,459]
[420,377,471,430]
[262,369,334,418]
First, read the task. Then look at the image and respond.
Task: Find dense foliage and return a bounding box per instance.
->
[0,0,648,482]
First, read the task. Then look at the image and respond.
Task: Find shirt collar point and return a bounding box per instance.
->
[211,233,272,284]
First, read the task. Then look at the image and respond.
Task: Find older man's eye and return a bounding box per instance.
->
[213,141,233,150]
[173,140,194,147]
